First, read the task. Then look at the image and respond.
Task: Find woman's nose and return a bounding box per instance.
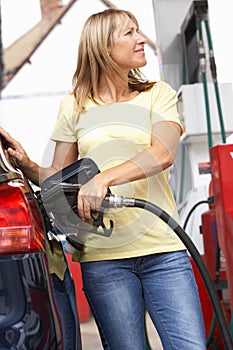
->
[137,32,147,44]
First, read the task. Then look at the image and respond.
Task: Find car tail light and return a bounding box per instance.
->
[0,182,45,254]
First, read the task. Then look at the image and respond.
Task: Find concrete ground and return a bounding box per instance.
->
[80,312,163,349]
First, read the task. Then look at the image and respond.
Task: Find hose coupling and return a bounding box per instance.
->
[103,195,135,208]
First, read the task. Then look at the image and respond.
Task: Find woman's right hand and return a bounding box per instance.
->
[0,127,31,170]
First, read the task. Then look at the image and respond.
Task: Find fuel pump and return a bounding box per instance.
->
[178,1,233,347]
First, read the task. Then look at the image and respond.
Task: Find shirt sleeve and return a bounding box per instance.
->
[50,94,78,143]
[151,81,184,133]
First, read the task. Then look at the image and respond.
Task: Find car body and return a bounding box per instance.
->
[0,137,82,350]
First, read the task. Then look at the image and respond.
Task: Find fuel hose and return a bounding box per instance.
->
[103,195,233,350]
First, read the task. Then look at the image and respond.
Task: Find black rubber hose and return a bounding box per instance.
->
[183,200,209,231]
[133,198,233,350]
[182,197,220,344]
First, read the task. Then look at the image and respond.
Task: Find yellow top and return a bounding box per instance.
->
[45,238,68,280]
[51,81,186,262]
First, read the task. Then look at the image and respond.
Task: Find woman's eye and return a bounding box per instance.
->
[126,31,132,35]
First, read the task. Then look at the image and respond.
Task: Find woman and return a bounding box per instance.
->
[0,9,206,350]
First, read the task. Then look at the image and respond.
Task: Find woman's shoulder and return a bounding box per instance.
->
[149,81,177,104]
[60,92,75,106]
[151,80,175,93]
[140,80,174,100]
[59,93,79,115]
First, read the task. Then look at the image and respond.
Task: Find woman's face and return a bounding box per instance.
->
[108,18,147,72]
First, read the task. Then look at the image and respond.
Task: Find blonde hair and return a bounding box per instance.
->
[72,8,155,114]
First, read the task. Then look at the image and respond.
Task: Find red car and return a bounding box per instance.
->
[0,137,82,350]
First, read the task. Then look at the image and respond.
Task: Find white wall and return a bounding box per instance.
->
[1,0,41,48]
[208,0,233,84]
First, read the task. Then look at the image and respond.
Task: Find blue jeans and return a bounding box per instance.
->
[81,250,206,350]
[50,269,82,350]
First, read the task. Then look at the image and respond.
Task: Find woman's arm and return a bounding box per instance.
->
[77,121,181,220]
[0,127,78,186]
[104,121,181,183]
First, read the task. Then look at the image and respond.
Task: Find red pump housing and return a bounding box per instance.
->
[210,144,233,312]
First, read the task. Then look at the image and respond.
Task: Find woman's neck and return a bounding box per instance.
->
[97,75,139,103]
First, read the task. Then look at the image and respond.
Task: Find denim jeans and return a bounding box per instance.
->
[50,269,82,350]
[81,250,206,350]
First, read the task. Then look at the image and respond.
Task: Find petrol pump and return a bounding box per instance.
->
[153,0,233,347]
[201,144,233,334]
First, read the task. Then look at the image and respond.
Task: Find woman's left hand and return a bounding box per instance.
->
[77,173,108,220]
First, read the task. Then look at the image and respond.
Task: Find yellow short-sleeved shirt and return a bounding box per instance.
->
[51,81,185,262]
